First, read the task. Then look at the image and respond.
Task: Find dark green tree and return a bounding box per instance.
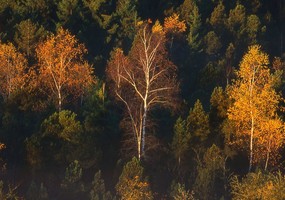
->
[57,0,79,24]
[187,1,202,51]
[179,0,196,27]
[209,1,226,34]
[14,19,47,57]
[41,110,83,144]
[193,144,227,200]
[171,117,190,168]
[26,181,49,200]
[204,31,222,56]
[246,14,262,44]
[113,0,139,48]
[186,99,210,143]
[90,170,114,200]
[170,182,195,200]
[226,3,246,40]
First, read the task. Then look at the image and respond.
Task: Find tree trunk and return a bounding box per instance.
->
[138,139,141,160]
[58,91,62,112]
[249,115,254,172]
[249,66,256,172]
[265,141,271,171]
[142,106,147,158]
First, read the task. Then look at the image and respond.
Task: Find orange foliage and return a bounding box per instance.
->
[0,42,28,101]
[0,143,5,151]
[35,28,95,110]
[164,13,186,34]
[117,175,152,200]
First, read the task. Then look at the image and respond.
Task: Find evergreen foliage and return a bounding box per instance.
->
[0,0,284,199]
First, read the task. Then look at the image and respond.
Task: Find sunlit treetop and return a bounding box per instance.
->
[35,28,95,111]
[152,20,164,35]
[164,13,186,34]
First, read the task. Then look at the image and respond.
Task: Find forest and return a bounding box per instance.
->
[0,0,285,199]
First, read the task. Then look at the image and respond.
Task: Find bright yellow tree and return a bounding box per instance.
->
[35,28,94,111]
[227,45,284,171]
[0,42,28,101]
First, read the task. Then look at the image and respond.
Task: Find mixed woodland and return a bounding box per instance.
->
[0,0,285,199]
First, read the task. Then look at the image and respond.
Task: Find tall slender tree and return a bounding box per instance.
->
[107,22,179,160]
[227,45,284,171]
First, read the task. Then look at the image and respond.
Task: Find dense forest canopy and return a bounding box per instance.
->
[0,0,285,199]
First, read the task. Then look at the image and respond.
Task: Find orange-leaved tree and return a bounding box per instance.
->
[35,28,95,111]
[227,45,284,171]
[164,13,187,34]
[0,42,28,101]
[163,13,186,50]
[106,22,179,160]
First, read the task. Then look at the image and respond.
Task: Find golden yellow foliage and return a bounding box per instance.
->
[228,45,284,170]
[231,171,285,200]
[136,20,143,26]
[152,20,164,35]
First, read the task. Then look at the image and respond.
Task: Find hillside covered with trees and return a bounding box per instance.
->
[0,0,285,199]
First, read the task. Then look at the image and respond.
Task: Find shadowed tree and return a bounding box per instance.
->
[186,2,202,51]
[114,0,139,48]
[106,22,179,160]
[14,19,47,57]
[90,170,114,200]
[193,144,226,200]
[245,14,261,44]
[209,1,226,34]
[186,99,210,144]
[226,3,246,41]
[57,0,79,25]
[171,117,190,168]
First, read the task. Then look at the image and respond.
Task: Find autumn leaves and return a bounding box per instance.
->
[0,19,283,172]
[0,28,95,111]
[227,45,284,171]
[106,22,180,160]
[35,29,94,111]
[0,43,28,101]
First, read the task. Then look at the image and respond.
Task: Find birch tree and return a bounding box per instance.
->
[227,45,284,171]
[35,28,94,111]
[106,22,179,160]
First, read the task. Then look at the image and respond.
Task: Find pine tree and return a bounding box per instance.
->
[186,100,210,143]
[171,117,190,167]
